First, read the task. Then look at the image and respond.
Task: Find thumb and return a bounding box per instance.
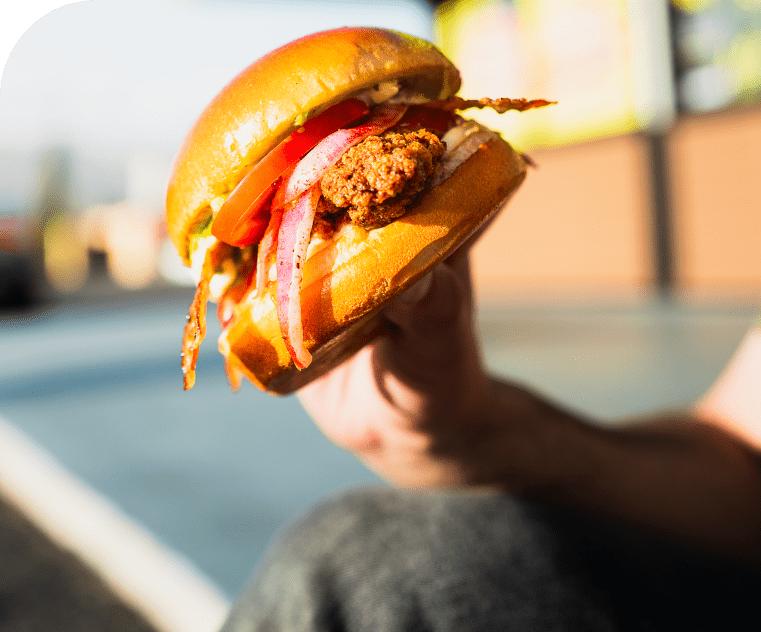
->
[374,256,484,412]
[380,261,476,391]
[384,263,468,337]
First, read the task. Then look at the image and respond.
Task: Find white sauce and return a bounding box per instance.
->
[435,121,498,186]
[189,234,216,281]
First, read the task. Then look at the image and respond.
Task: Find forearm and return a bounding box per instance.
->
[480,380,761,561]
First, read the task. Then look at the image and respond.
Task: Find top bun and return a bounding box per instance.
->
[166,27,461,262]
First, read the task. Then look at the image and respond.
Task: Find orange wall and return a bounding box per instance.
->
[471,107,761,303]
[471,134,654,302]
[669,107,761,298]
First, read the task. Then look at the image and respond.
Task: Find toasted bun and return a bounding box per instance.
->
[166,27,461,263]
[219,136,527,394]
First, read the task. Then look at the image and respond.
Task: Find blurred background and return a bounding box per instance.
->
[1,0,760,601]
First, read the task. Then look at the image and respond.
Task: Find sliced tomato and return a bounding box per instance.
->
[211,98,370,247]
[217,181,279,247]
[391,104,458,137]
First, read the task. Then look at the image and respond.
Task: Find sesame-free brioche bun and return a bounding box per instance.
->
[167,27,531,394]
[219,136,527,394]
[166,27,461,263]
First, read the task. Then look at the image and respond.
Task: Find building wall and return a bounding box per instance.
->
[669,107,761,299]
[472,134,653,303]
[471,106,761,304]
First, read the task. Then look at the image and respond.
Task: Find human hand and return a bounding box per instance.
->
[303,273,761,556]
[297,249,501,488]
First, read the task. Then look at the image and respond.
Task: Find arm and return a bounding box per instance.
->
[488,387,761,560]
[298,254,761,560]
[554,327,761,559]
[696,326,761,452]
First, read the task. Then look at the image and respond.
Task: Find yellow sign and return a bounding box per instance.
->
[435,0,665,149]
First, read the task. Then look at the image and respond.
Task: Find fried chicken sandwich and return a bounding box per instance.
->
[166,27,551,394]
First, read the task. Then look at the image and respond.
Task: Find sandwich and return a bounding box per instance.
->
[166,26,551,394]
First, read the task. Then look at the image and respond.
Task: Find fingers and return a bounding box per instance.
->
[378,256,480,392]
[385,254,473,330]
[391,271,434,309]
[384,263,467,340]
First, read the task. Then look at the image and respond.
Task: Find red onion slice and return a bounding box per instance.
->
[272,104,408,209]
[276,185,321,369]
[254,205,283,297]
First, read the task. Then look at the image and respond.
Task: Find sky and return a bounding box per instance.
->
[0,0,433,211]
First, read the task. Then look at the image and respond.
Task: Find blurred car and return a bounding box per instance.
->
[0,216,39,309]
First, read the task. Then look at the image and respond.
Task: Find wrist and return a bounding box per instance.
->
[461,379,593,498]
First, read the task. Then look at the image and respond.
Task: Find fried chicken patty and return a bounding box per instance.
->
[319,129,445,229]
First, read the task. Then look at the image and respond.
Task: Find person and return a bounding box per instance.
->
[220,249,761,632]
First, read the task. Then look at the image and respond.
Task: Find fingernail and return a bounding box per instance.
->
[397,272,433,306]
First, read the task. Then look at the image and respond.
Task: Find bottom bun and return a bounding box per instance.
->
[218,136,527,394]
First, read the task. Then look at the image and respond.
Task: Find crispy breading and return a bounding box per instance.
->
[319,129,445,229]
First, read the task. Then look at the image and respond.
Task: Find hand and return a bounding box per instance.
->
[297,249,500,487]
[300,261,761,556]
